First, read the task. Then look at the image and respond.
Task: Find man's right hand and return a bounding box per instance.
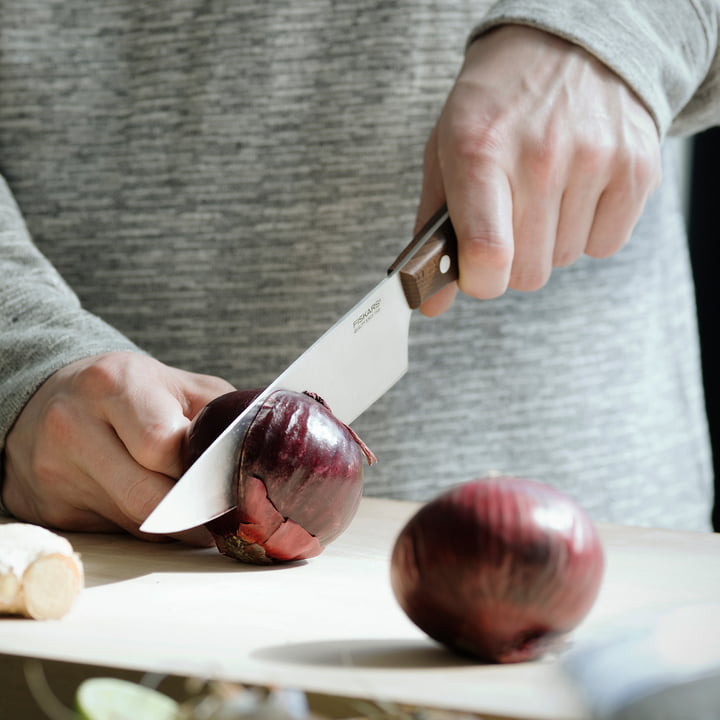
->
[416,25,662,316]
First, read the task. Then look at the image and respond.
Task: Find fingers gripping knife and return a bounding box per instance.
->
[141,205,457,533]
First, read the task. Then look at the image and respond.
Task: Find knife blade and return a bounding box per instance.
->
[140,205,457,534]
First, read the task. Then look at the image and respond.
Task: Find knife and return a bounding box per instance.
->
[140,205,458,534]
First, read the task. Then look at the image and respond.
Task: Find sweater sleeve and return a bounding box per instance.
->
[470,0,720,137]
[0,174,142,449]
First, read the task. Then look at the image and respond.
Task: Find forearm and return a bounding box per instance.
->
[0,175,141,448]
[472,0,720,136]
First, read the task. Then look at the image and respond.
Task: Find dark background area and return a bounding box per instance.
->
[688,125,720,532]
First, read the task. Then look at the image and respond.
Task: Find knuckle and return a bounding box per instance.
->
[574,136,611,177]
[586,232,629,259]
[446,118,506,169]
[457,228,513,300]
[631,150,661,191]
[509,263,551,292]
[40,398,78,447]
[553,247,580,268]
[523,131,565,188]
[464,230,513,270]
[23,468,75,527]
[613,131,661,193]
[72,356,125,397]
[120,474,164,521]
[457,246,513,301]
[27,451,58,488]
[134,422,179,474]
[37,501,76,530]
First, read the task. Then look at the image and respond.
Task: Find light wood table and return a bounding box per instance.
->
[1,498,719,719]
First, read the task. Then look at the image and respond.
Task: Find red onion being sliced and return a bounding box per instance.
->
[390,476,604,663]
[185,389,375,565]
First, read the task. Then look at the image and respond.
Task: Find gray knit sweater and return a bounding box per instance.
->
[1,1,719,530]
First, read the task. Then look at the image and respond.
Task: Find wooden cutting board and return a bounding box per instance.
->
[1,498,719,720]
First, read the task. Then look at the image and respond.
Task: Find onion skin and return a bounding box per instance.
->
[185,388,263,469]
[390,477,604,663]
[185,389,375,565]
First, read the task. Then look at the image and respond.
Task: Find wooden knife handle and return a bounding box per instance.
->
[387,204,458,309]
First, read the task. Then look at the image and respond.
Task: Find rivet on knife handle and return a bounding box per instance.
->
[388,205,459,309]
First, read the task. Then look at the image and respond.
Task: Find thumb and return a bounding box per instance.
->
[174,369,236,421]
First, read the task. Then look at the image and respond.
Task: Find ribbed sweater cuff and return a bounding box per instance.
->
[471,0,716,136]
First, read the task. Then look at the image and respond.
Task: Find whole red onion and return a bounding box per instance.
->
[186,389,375,564]
[390,476,604,663]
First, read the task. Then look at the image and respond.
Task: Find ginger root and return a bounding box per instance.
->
[0,523,84,620]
